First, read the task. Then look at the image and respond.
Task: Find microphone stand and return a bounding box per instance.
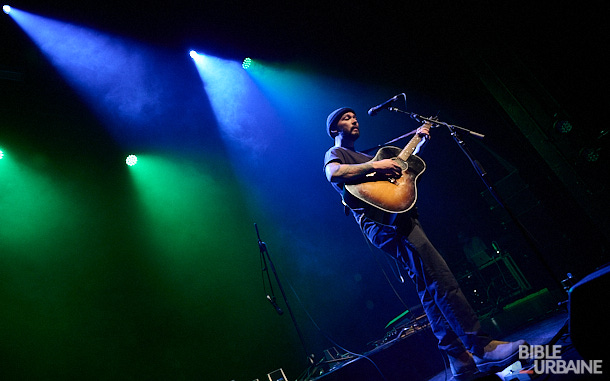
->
[388,108,562,288]
[254,223,313,365]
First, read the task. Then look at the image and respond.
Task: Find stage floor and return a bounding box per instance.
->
[427,310,604,380]
[299,305,605,381]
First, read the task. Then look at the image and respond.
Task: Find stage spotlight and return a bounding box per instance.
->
[242,57,252,70]
[2,5,10,14]
[125,154,138,166]
[189,50,205,64]
[553,119,573,134]
[580,147,601,163]
[0,149,4,159]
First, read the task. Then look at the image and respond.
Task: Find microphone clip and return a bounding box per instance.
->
[267,295,284,315]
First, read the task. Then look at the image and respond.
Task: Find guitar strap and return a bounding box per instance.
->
[361,130,416,154]
[340,190,353,216]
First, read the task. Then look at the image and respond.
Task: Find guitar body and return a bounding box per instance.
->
[344,146,426,225]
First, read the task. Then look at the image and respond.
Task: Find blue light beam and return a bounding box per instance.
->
[189,52,281,155]
[8,8,180,147]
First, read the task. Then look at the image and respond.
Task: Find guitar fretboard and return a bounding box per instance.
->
[397,134,422,162]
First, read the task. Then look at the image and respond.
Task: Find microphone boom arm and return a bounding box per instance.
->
[388,107,485,138]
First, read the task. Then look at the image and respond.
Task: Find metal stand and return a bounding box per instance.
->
[255,223,313,365]
[388,107,562,288]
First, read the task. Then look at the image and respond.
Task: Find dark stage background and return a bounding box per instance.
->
[1,1,608,380]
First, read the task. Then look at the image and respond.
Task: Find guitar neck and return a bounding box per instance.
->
[397,134,423,162]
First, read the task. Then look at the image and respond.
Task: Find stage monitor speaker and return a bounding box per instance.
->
[568,264,610,362]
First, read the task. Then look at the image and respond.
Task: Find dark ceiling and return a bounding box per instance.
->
[3,1,606,103]
[4,1,605,165]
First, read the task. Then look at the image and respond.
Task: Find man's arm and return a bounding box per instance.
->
[326,123,431,184]
[325,159,402,183]
[413,124,431,155]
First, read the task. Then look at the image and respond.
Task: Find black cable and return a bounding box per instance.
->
[283,271,389,381]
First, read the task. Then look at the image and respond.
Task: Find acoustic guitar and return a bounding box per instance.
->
[343,130,427,226]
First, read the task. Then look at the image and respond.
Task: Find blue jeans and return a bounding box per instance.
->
[358,213,492,357]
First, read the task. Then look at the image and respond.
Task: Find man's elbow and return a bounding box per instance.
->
[325,163,340,183]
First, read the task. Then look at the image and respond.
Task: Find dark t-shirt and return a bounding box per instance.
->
[323,146,374,219]
[323,146,372,194]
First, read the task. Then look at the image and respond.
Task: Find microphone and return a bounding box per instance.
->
[267,295,284,315]
[409,113,426,123]
[368,94,401,116]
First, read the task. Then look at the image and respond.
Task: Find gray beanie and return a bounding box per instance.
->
[326,107,355,138]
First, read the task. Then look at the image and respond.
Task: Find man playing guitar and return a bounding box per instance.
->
[323,107,526,381]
